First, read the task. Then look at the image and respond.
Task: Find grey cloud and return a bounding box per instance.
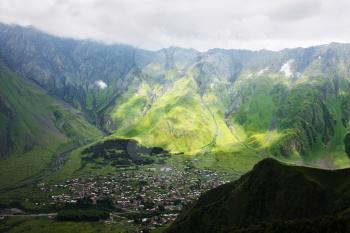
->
[267,0,322,21]
[0,0,349,51]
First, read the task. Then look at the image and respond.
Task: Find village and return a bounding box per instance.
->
[38,164,235,232]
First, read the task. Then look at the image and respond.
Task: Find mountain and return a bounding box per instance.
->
[1,23,350,170]
[166,158,350,233]
[0,23,152,130]
[1,22,350,233]
[0,59,102,200]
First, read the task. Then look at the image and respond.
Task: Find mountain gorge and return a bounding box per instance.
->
[1,23,350,171]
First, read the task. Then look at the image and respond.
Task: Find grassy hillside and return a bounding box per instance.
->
[111,76,240,154]
[0,217,135,233]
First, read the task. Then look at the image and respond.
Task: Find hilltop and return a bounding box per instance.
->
[166,158,350,233]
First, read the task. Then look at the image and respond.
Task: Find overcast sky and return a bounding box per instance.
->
[1,0,350,51]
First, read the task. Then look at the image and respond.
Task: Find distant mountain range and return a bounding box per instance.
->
[166,158,350,233]
[1,22,350,175]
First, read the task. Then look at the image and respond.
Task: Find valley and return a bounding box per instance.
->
[1,23,350,232]
[38,162,234,231]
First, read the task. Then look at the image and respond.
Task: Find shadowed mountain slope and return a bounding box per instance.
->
[166,158,350,233]
[0,60,102,195]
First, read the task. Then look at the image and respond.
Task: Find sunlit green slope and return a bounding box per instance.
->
[110,76,242,154]
[108,47,350,168]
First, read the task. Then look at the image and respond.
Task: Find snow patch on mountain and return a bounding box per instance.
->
[256,67,269,76]
[95,80,108,89]
[280,59,294,77]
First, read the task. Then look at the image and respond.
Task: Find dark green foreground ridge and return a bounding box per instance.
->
[166,158,350,233]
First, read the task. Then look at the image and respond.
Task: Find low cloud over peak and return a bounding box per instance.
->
[1,0,349,51]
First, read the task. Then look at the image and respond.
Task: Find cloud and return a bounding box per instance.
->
[95,80,108,89]
[267,0,322,21]
[0,0,350,51]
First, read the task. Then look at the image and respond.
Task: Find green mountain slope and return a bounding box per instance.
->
[166,158,350,233]
[1,23,350,168]
[108,47,350,168]
[111,76,240,153]
[0,61,102,199]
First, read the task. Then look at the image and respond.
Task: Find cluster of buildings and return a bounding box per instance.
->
[39,165,233,231]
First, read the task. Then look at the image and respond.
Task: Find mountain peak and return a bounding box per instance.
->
[252,157,283,170]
